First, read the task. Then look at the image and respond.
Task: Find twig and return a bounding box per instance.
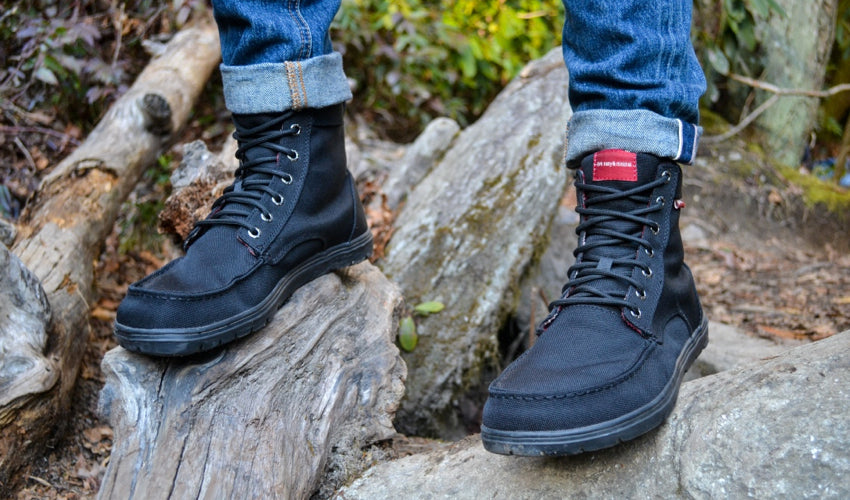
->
[726,73,850,98]
[702,74,850,144]
[13,136,36,171]
[0,125,81,146]
[702,94,779,144]
[27,475,55,489]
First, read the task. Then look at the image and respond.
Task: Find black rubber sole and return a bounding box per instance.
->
[114,231,373,357]
[481,317,709,456]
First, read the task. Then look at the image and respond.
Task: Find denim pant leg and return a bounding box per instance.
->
[562,0,707,165]
[212,0,351,113]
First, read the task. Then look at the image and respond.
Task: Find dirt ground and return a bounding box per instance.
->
[9,135,850,500]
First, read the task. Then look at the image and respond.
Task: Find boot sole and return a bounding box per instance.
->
[114,231,373,357]
[481,317,709,456]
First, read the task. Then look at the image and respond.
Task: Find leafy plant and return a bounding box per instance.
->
[332,0,562,140]
[413,300,445,316]
[693,0,786,110]
[399,315,418,352]
[398,300,446,351]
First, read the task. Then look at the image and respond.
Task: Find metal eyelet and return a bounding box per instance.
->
[281,173,293,185]
[271,194,284,206]
[290,123,301,135]
[656,196,665,206]
[287,150,299,162]
[261,212,273,222]
[248,227,261,238]
[662,170,672,183]
[635,289,647,300]
[644,247,654,257]
[642,267,653,278]
[651,224,660,235]
[629,308,642,319]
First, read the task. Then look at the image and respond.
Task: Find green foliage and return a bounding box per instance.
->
[0,1,205,132]
[332,0,562,140]
[413,300,445,315]
[118,199,166,254]
[398,315,418,352]
[693,0,786,109]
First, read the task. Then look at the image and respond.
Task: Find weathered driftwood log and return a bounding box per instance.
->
[338,331,850,499]
[379,48,572,438]
[0,17,220,490]
[98,262,406,500]
[0,245,53,424]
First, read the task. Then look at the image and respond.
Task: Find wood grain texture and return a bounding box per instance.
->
[0,16,220,491]
[98,262,406,500]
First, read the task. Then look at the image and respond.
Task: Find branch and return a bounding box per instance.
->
[726,73,850,98]
[702,74,850,144]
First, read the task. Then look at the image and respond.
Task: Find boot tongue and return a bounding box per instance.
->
[231,112,291,167]
[571,149,662,297]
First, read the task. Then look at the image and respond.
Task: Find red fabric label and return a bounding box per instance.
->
[592,149,638,182]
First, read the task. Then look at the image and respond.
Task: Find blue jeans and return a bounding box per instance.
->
[212,0,706,163]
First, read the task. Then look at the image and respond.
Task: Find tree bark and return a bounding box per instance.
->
[97,263,406,500]
[0,15,220,491]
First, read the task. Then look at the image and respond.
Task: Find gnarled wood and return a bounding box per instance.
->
[0,16,220,491]
[98,262,406,500]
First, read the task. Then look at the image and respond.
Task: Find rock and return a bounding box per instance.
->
[380,48,572,438]
[382,117,461,209]
[337,331,850,499]
[513,189,579,344]
[685,322,794,380]
[0,244,56,412]
[98,262,407,499]
[0,218,15,247]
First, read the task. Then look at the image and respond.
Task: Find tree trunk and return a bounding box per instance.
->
[97,262,406,500]
[0,15,220,491]
[753,0,838,166]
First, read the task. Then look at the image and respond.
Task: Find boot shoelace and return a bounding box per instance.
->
[539,171,671,332]
[185,112,301,248]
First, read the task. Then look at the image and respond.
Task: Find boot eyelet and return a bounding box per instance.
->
[271,194,284,206]
[644,247,654,257]
[629,308,642,319]
[261,212,273,222]
[281,173,293,185]
[656,196,665,206]
[642,268,653,278]
[662,170,672,182]
[290,123,301,135]
[635,289,647,300]
[651,224,660,235]
[248,227,261,238]
[287,150,299,162]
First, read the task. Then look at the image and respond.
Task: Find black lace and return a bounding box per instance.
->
[186,112,300,246]
[542,170,671,326]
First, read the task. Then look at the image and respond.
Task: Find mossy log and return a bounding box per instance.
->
[0,16,220,491]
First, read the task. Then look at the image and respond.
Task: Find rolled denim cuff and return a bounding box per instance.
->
[221,52,352,113]
[565,109,701,166]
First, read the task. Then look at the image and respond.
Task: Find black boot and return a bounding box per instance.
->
[481,149,707,455]
[115,104,372,356]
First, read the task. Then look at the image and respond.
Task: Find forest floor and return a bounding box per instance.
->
[9,118,850,498]
[4,3,850,497]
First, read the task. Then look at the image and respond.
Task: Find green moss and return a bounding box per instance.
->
[779,166,850,215]
[698,108,732,136]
